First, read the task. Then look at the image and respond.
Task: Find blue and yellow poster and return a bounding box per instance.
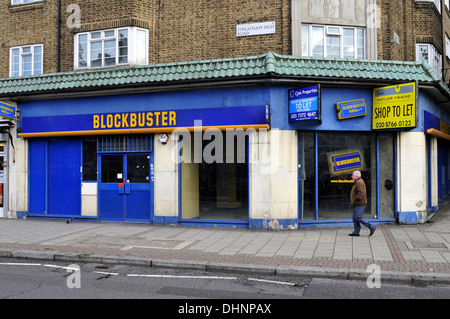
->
[336,99,367,120]
[0,101,16,120]
[288,85,320,122]
[327,149,365,177]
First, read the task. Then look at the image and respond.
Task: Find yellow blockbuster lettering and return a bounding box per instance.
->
[147,112,153,127]
[130,113,137,127]
[169,111,176,126]
[154,112,160,126]
[94,110,178,130]
[161,111,168,126]
[107,114,113,128]
[122,113,129,127]
[100,115,106,128]
[114,114,121,128]
[93,115,100,129]
[138,113,145,127]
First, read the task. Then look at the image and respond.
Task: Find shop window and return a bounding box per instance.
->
[75,27,149,69]
[82,137,97,181]
[0,142,4,209]
[378,134,395,219]
[180,131,249,221]
[298,132,315,220]
[101,155,123,183]
[317,133,374,220]
[98,135,152,153]
[299,132,395,221]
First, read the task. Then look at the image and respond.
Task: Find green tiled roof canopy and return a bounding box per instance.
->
[0,52,449,99]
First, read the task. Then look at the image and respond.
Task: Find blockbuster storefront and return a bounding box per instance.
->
[3,53,450,229]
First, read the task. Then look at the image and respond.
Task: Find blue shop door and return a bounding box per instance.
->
[438,140,449,201]
[99,154,152,222]
[29,138,82,216]
[48,138,82,215]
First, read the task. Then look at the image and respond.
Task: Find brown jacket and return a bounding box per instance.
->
[350,178,367,207]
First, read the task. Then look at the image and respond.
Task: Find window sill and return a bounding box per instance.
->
[74,64,147,72]
[9,1,44,13]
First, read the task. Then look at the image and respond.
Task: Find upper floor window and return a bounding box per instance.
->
[11,0,43,5]
[446,34,450,60]
[416,43,442,78]
[75,27,149,70]
[10,44,43,77]
[416,0,441,13]
[302,24,365,59]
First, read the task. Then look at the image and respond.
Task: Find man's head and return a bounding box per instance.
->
[351,170,361,181]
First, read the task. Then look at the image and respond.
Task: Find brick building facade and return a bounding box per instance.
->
[0,0,448,80]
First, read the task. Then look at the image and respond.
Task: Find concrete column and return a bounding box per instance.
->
[291,0,302,56]
[7,126,28,218]
[397,132,428,224]
[153,134,179,224]
[250,129,298,229]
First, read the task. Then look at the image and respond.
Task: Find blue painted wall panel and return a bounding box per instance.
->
[29,139,47,214]
[47,138,82,215]
[18,87,272,118]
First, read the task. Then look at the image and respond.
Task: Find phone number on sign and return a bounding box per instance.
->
[374,120,413,129]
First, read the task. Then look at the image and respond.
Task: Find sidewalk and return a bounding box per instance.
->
[1,204,450,285]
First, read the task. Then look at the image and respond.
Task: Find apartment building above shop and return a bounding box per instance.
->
[0,0,157,77]
[2,0,449,83]
[0,0,291,78]
[377,0,450,85]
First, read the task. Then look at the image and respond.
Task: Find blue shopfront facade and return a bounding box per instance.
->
[5,53,450,228]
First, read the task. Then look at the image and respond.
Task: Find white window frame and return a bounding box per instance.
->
[446,34,450,60]
[302,24,366,59]
[9,44,43,77]
[416,43,443,78]
[326,26,342,36]
[11,0,43,5]
[74,27,149,70]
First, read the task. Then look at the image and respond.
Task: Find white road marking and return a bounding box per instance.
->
[2,262,298,287]
[127,274,237,280]
[94,271,119,276]
[248,277,297,286]
[43,264,79,271]
[0,262,42,266]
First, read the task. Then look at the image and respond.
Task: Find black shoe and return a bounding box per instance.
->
[369,226,376,237]
[349,233,360,237]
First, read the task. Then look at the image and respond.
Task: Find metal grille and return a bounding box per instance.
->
[98,135,152,153]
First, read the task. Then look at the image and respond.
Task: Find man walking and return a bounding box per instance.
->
[349,170,376,237]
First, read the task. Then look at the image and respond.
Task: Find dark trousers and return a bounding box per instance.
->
[352,205,373,235]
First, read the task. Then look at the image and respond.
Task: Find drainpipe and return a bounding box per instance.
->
[57,0,61,73]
